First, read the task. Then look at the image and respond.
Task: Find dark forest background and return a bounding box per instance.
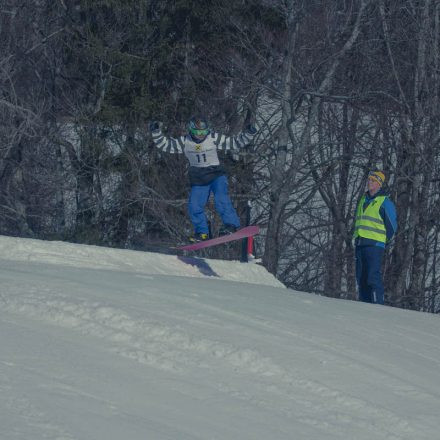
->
[1,0,440,312]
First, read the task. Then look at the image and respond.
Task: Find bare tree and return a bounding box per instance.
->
[256,0,372,275]
[377,0,440,310]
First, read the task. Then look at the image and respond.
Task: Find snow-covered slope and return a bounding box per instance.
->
[1,235,439,440]
[0,235,283,287]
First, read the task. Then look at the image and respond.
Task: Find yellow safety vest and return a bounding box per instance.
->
[353,195,387,243]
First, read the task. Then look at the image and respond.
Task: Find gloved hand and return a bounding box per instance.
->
[149,121,159,132]
[246,124,257,135]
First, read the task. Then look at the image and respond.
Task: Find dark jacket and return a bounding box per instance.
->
[188,165,226,186]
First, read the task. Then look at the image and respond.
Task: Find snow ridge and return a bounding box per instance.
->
[0,234,283,287]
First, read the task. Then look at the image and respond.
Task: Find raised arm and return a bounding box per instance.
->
[149,121,185,154]
[212,125,257,151]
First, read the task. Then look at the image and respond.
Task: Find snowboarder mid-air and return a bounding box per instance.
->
[150,117,256,242]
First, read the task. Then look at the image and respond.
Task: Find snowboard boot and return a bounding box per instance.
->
[189,232,209,243]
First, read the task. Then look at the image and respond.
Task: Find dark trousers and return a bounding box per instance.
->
[188,175,240,234]
[355,245,385,304]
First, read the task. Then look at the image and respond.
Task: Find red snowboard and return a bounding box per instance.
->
[178,226,260,251]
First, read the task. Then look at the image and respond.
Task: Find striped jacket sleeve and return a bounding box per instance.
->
[212,130,255,152]
[151,128,185,154]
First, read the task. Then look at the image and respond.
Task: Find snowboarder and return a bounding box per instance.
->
[149,117,256,242]
[353,171,397,305]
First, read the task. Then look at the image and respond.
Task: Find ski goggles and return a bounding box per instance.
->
[190,128,210,137]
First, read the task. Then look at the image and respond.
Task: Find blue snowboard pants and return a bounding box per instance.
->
[188,175,240,234]
[355,245,385,305]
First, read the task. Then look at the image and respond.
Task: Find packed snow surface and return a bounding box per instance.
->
[0,235,439,440]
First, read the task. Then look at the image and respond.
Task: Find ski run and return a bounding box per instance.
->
[1,235,439,440]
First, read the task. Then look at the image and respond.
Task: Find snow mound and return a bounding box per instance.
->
[0,235,283,288]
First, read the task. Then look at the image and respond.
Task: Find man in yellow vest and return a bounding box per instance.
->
[353,171,397,305]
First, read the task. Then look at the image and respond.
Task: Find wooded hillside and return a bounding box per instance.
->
[1,1,439,312]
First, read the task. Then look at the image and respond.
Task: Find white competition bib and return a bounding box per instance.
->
[184,136,220,167]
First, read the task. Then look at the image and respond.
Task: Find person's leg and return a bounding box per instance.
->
[364,246,385,304]
[188,184,211,234]
[211,175,240,228]
[356,246,372,303]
